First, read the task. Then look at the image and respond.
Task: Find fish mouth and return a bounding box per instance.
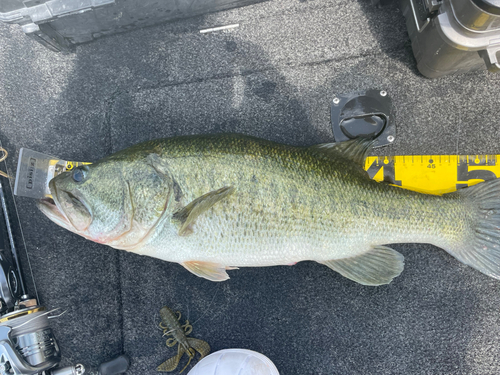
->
[40,196,55,206]
[38,180,92,232]
[38,195,72,230]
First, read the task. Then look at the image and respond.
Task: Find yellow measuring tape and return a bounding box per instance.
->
[53,155,499,197]
[64,161,92,170]
[48,159,91,177]
[365,155,499,195]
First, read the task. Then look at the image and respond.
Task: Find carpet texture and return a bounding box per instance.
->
[1,1,500,374]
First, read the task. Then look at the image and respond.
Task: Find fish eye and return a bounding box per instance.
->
[72,168,86,183]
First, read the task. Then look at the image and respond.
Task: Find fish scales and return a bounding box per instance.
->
[135,136,463,262]
[38,134,500,285]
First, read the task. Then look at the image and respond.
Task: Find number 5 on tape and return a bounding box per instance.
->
[365,155,499,195]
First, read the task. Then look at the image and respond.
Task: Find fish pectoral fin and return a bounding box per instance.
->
[308,138,374,168]
[172,186,235,236]
[181,261,233,282]
[187,337,211,359]
[322,245,404,286]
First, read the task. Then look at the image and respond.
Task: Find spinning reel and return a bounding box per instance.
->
[0,177,84,375]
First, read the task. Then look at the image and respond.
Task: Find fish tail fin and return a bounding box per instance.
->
[446,178,500,279]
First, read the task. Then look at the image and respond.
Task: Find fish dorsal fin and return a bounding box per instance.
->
[309,138,374,167]
[322,245,404,286]
[182,261,238,282]
[173,186,235,236]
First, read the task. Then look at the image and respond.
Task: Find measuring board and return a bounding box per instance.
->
[14,148,92,200]
[63,154,498,196]
[11,147,500,199]
[365,155,499,195]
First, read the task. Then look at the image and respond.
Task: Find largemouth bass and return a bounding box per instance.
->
[38,134,500,285]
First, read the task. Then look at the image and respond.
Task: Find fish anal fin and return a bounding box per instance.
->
[187,337,211,359]
[322,245,404,286]
[173,186,235,236]
[309,138,375,168]
[182,261,234,282]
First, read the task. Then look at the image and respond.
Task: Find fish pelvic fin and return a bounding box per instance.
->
[308,138,375,168]
[446,178,500,280]
[182,261,235,281]
[172,186,235,236]
[186,337,211,359]
[322,245,404,286]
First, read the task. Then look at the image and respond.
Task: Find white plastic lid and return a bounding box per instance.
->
[187,349,280,375]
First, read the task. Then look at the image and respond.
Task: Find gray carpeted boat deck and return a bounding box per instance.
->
[1,1,500,374]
